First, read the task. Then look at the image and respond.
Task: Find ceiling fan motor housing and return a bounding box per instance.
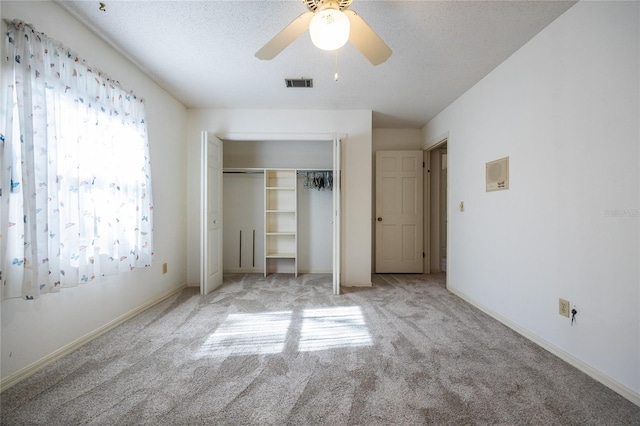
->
[309,4,351,50]
[303,0,353,12]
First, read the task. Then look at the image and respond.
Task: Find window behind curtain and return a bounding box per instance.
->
[0,20,153,300]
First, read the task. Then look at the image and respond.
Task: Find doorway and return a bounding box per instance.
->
[424,141,447,275]
[201,132,342,295]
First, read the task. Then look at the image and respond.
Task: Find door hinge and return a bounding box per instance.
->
[422,162,425,168]
[422,252,425,258]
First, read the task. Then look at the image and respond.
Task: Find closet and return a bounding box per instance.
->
[222,139,334,276]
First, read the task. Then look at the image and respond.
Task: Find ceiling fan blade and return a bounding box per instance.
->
[255,11,314,60]
[344,9,392,66]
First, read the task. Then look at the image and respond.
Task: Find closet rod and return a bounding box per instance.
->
[223,170,264,174]
[223,169,332,174]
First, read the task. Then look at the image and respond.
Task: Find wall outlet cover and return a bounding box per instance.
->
[559,298,570,318]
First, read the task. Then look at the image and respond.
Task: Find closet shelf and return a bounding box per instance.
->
[266,252,296,258]
[265,168,297,277]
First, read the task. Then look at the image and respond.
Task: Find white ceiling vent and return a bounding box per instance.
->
[285,78,313,88]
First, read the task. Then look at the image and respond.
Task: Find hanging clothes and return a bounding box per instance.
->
[303,171,333,191]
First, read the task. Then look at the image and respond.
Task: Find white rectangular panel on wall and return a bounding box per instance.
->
[486,156,509,191]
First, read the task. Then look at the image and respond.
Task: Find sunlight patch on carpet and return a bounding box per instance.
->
[298,306,373,352]
[196,311,292,357]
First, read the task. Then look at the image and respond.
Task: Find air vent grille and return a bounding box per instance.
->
[285,78,313,88]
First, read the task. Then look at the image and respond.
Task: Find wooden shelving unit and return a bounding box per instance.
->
[264,169,297,276]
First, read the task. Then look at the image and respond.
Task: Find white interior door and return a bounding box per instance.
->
[332,135,342,295]
[375,150,424,273]
[201,132,223,295]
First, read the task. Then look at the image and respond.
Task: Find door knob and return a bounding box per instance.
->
[377,217,382,222]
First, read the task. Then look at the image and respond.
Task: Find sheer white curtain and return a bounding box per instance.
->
[1,20,153,300]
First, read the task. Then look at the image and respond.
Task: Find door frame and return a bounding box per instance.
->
[201,132,344,295]
[333,135,342,295]
[423,137,448,275]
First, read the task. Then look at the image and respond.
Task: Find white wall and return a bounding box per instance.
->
[423,1,639,403]
[224,140,333,169]
[222,174,265,273]
[372,128,423,152]
[297,174,333,273]
[187,109,372,287]
[1,1,188,385]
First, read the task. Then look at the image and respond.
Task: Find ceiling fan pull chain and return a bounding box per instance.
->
[334,50,339,81]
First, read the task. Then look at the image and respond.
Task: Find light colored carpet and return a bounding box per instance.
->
[1,273,638,425]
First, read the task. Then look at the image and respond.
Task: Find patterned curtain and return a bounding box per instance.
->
[0,20,153,300]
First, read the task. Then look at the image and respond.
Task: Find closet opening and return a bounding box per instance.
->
[423,140,448,276]
[201,133,342,295]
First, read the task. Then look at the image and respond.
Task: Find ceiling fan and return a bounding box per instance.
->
[255,0,392,66]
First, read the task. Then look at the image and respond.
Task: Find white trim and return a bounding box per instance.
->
[423,131,449,151]
[448,286,640,407]
[216,132,336,142]
[0,284,187,392]
[424,139,448,277]
[422,150,431,275]
[333,134,342,295]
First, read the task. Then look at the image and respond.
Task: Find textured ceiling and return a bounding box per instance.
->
[57,0,576,128]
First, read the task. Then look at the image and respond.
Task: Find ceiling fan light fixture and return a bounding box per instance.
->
[309,8,350,51]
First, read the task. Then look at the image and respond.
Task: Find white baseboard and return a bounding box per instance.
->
[448,286,640,407]
[0,284,187,392]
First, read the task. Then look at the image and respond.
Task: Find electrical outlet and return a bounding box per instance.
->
[559,298,570,318]
[162,262,168,274]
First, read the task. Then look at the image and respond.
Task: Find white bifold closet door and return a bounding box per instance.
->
[200,132,223,295]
